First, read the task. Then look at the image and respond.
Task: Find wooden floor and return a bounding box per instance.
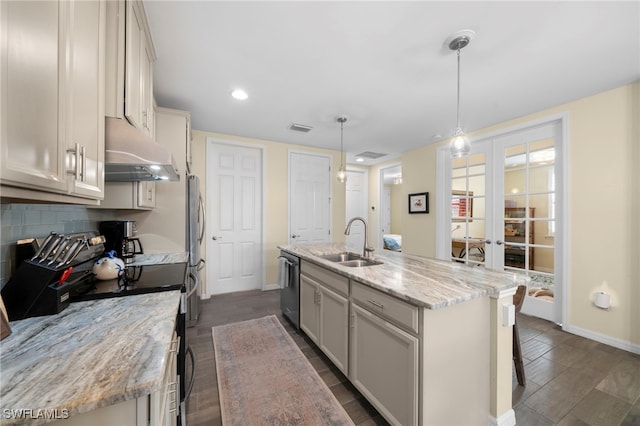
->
[185,289,640,426]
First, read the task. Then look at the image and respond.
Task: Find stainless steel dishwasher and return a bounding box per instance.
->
[278,251,300,329]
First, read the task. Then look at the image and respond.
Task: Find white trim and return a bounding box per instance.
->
[204,136,267,294]
[287,149,333,244]
[262,283,280,291]
[563,324,640,355]
[489,409,516,426]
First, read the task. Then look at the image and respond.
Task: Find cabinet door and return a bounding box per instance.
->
[124,0,154,136]
[299,274,319,343]
[140,42,154,136]
[124,0,143,130]
[67,0,104,199]
[319,285,349,374]
[350,303,419,426]
[1,0,68,193]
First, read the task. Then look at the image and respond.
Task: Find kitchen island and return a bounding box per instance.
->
[0,291,181,425]
[279,243,526,426]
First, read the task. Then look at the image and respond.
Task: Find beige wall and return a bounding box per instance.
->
[387,82,639,348]
[190,130,346,291]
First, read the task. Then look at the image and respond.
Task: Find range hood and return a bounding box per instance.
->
[105,117,180,182]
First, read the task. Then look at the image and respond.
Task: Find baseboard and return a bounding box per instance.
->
[489,409,516,426]
[564,324,640,355]
[262,283,280,291]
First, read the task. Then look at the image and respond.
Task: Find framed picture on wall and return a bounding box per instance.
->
[408,192,429,214]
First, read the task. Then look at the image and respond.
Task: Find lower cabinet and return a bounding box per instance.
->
[150,332,179,426]
[300,263,349,375]
[49,333,178,426]
[297,259,492,426]
[349,302,419,426]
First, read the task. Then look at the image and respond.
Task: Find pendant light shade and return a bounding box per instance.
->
[336,116,347,183]
[449,32,473,158]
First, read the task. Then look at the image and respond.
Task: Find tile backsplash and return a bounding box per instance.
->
[0,204,117,287]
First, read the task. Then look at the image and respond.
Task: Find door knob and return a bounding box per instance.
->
[212,236,222,240]
[291,234,300,238]
[482,239,492,244]
[496,240,504,245]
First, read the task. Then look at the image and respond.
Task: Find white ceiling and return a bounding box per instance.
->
[145,1,640,165]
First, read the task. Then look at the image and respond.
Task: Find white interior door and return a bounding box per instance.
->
[289,151,331,244]
[206,141,263,295]
[345,169,368,253]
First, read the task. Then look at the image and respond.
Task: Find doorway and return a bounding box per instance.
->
[206,139,264,295]
[437,116,566,325]
[379,164,403,252]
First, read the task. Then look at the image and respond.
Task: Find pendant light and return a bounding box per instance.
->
[336,116,347,183]
[449,32,473,158]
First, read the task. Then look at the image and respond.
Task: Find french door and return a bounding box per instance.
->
[439,118,564,323]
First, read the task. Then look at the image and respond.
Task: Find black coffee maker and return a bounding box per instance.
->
[99,221,143,263]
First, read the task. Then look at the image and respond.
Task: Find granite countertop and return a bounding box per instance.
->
[128,252,188,266]
[279,243,528,309]
[0,291,181,425]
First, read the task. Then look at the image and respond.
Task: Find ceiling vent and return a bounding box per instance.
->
[355,151,387,160]
[288,123,313,133]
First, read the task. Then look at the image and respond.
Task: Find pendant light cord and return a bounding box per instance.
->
[456,47,461,130]
[340,119,345,168]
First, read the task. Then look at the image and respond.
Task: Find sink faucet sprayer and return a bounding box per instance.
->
[344,217,375,258]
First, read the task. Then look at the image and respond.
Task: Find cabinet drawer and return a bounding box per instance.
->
[351,281,419,334]
[301,260,349,297]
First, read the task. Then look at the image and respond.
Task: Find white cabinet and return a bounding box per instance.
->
[98,0,161,210]
[349,302,419,426]
[1,0,105,204]
[124,0,155,137]
[97,180,156,210]
[300,262,349,374]
[67,0,106,199]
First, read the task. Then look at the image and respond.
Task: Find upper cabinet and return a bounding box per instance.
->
[1,0,106,204]
[105,0,155,137]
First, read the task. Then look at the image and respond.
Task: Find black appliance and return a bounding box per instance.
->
[70,261,194,426]
[279,251,300,329]
[99,220,144,262]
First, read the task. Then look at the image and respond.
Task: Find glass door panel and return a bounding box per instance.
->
[451,152,487,266]
[502,131,557,321]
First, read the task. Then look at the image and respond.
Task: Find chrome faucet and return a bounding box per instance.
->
[344,216,374,258]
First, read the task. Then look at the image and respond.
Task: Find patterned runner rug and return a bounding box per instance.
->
[212,315,354,425]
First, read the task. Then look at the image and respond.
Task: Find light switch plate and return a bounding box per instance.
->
[502,303,515,327]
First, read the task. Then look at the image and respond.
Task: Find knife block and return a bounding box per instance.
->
[0,260,76,321]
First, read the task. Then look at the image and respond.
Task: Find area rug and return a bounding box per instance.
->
[212,315,354,426]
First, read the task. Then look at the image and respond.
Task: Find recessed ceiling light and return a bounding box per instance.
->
[231,89,248,100]
[356,157,364,162]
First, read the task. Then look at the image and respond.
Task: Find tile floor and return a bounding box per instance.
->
[185,289,640,426]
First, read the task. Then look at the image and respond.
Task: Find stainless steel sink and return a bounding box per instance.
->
[339,259,383,268]
[319,252,363,262]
